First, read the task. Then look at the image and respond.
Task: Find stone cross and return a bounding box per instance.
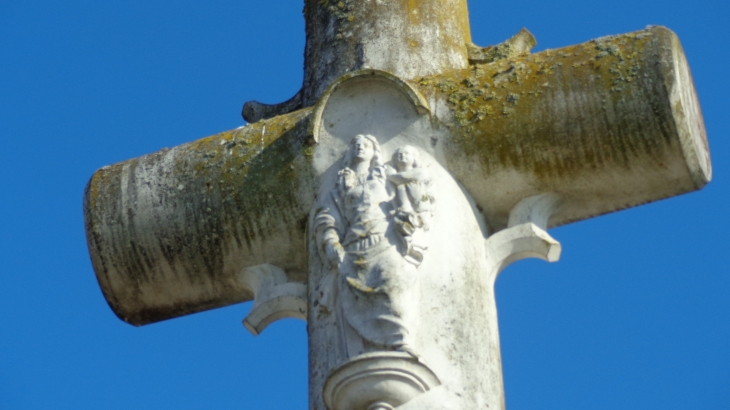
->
[84,1,711,409]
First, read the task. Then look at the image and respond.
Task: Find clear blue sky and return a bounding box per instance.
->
[1,1,728,409]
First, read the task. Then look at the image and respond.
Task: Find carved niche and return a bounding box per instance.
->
[306,71,499,410]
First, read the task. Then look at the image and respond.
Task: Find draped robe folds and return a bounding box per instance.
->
[314,166,417,352]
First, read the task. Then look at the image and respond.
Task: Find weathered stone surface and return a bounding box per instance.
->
[84,2,711,406]
[84,27,710,338]
[85,108,315,325]
[468,28,537,64]
[242,89,304,123]
[306,71,564,410]
[416,26,711,232]
[302,0,471,106]
[245,0,472,122]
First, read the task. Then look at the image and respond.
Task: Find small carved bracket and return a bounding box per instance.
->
[237,264,307,336]
[485,193,562,277]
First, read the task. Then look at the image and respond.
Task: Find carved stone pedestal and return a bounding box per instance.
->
[323,352,440,410]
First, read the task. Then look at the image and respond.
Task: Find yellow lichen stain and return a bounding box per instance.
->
[454,0,472,43]
[318,0,355,41]
[88,166,112,204]
[86,106,315,250]
[307,0,471,74]
[415,28,661,182]
[406,0,422,25]
[183,107,314,244]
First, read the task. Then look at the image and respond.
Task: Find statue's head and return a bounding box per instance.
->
[345,134,382,168]
[393,145,419,171]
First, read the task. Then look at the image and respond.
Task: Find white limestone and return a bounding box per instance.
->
[238,264,307,336]
[305,71,564,410]
[83,3,711,408]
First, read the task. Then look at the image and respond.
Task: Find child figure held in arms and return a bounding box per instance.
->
[388,145,434,266]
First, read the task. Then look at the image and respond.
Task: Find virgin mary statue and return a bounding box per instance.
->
[314,134,418,355]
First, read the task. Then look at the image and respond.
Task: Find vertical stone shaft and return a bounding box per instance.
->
[302,0,472,105]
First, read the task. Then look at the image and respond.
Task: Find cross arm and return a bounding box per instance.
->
[84,108,315,326]
[416,26,711,232]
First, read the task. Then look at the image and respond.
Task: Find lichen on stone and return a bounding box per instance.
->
[468,28,537,64]
[413,28,661,181]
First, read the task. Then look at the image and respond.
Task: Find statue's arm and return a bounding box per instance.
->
[387,168,429,185]
[314,193,345,267]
